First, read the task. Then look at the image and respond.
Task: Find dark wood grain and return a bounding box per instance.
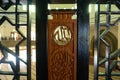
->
[48,10,77,80]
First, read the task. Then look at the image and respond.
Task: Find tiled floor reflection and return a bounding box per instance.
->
[0,62,36,80]
[89,65,120,80]
[0,47,36,80]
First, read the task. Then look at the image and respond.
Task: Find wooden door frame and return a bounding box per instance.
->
[36,0,90,80]
[77,0,90,80]
[36,0,48,80]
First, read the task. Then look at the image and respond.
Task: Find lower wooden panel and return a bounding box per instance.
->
[48,47,75,80]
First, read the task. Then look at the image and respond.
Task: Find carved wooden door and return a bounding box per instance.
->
[48,11,77,80]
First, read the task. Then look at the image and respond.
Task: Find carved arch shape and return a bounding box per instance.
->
[90,29,118,57]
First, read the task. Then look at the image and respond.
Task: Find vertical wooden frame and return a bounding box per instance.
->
[77,0,90,80]
[36,0,48,80]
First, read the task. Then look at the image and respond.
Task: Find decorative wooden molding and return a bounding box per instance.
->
[49,10,75,21]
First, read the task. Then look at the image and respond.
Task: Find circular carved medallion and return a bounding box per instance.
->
[53,26,71,45]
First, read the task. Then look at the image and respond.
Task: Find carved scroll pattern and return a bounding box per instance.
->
[49,48,74,80]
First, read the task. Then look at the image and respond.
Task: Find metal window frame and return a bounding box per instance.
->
[0,0,31,80]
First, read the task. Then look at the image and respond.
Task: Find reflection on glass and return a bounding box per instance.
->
[53,25,71,45]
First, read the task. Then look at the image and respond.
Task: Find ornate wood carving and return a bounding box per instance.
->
[49,48,74,80]
[48,10,76,80]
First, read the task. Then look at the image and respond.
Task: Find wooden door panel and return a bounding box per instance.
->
[48,11,76,80]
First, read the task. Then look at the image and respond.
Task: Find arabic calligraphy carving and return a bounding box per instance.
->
[53,26,71,45]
